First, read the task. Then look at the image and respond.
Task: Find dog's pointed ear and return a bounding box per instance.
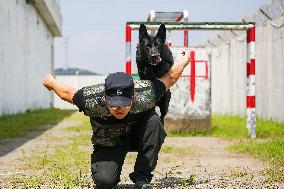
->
[139,24,149,43]
[156,24,166,43]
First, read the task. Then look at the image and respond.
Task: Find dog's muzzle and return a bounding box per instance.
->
[150,55,162,66]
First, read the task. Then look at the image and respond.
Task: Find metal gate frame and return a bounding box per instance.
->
[125,21,256,138]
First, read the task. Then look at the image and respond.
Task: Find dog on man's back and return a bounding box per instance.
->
[136,23,174,125]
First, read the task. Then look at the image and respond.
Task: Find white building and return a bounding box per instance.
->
[0,0,62,115]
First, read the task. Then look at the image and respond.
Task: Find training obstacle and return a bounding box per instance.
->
[125,21,256,138]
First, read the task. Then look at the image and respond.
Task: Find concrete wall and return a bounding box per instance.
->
[54,66,212,131]
[53,75,107,110]
[200,0,284,122]
[165,47,211,131]
[209,32,247,116]
[0,0,62,115]
[168,47,211,119]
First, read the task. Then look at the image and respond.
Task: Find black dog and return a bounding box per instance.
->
[136,24,174,125]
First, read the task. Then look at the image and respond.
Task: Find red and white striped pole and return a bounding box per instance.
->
[246,26,256,138]
[183,10,189,47]
[184,30,188,47]
[126,25,131,75]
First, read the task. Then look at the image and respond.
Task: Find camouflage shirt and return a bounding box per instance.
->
[72,79,165,147]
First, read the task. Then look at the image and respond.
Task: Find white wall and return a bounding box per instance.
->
[168,47,211,119]
[200,0,284,122]
[54,51,212,120]
[53,75,107,110]
[0,0,61,115]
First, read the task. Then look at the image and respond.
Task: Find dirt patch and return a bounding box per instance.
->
[120,137,284,188]
[0,119,82,177]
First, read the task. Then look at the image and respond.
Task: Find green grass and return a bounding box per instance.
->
[167,114,284,139]
[161,145,197,154]
[212,115,284,182]
[168,114,284,182]
[10,115,94,188]
[63,113,90,132]
[229,139,284,160]
[4,112,284,185]
[16,133,93,187]
[0,108,75,139]
[211,115,284,182]
[167,130,210,137]
[229,139,284,182]
[210,114,248,138]
[211,115,284,138]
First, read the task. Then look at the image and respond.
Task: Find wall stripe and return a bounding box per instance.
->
[190,51,196,102]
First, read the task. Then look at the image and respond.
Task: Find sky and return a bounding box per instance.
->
[55,0,268,74]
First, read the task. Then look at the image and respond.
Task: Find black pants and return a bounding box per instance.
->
[91,110,166,189]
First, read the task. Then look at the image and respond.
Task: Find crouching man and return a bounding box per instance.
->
[42,51,190,189]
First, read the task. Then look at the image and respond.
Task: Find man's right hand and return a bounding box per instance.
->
[42,74,56,91]
[159,50,191,91]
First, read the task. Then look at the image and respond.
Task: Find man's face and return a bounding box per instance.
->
[107,103,132,119]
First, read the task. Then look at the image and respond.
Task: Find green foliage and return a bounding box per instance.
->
[55,67,98,76]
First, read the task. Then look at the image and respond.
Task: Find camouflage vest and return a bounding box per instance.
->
[82,80,156,147]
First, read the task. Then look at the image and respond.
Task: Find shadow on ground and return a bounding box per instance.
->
[0,109,75,157]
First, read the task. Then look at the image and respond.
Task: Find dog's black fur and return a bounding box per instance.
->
[136,24,174,125]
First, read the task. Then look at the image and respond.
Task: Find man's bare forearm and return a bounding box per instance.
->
[159,51,190,90]
[52,82,76,103]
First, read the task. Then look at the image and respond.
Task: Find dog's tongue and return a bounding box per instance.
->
[154,56,162,64]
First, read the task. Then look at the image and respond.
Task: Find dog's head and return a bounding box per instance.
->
[139,24,166,66]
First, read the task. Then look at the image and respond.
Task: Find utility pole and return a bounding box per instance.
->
[64,36,70,69]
